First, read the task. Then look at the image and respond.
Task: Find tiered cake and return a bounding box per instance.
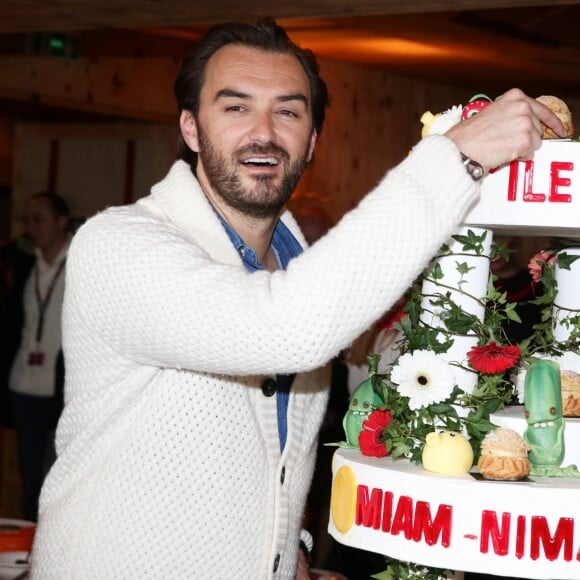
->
[328,96,580,579]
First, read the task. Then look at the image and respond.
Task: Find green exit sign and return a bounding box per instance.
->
[30,32,79,59]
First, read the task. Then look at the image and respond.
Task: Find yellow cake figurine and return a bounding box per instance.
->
[419,105,462,137]
[421,430,474,475]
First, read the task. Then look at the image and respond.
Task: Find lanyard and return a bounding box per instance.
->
[34,258,66,343]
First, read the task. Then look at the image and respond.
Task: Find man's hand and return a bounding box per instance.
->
[445,88,566,173]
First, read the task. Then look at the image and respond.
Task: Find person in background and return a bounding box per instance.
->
[31,18,564,580]
[7,191,69,522]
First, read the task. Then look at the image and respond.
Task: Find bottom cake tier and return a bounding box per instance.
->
[328,447,580,579]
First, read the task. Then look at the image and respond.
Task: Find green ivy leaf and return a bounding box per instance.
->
[455,261,474,276]
[505,302,522,323]
[451,228,488,254]
[431,262,443,280]
[557,252,580,270]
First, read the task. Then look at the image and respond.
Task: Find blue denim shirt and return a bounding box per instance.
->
[215,211,304,451]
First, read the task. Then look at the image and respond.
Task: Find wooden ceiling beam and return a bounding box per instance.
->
[0,0,579,34]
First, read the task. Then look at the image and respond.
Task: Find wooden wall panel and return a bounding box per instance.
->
[57,139,127,216]
[9,59,505,237]
[12,137,52,206]
[11,123,176,236]
[291,60,468,222]
[9,60,468,235]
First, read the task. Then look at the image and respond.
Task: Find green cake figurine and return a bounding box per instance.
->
[342,355,383,447]
[524,359,580,477]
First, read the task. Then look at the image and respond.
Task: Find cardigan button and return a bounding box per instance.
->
[280,465,286,485]
[261,378,277,397]
[273,553,281,572]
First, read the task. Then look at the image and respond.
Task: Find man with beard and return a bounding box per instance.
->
[31,19,563,580]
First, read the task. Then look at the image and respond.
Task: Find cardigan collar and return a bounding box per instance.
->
[144,160,307,265]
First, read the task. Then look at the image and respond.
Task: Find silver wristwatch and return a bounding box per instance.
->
[460,152,485,181]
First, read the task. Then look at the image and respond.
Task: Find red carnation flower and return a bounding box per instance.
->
[358,409,392,458]
[467,341,521,374]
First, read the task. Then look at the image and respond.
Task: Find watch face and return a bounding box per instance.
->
[461,153,484,181]
[471,164,484,180]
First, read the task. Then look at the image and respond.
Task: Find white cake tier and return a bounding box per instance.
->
[464,139,580,238]
[491,405,580,467]
[329,448,580,579]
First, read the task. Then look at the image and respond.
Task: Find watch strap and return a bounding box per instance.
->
[460,152,485,181]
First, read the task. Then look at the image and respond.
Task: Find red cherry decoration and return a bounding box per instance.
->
[462,98,491,120]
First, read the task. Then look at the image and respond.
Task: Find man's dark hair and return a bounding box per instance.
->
[174,18,330,168]
[31,191,69,218]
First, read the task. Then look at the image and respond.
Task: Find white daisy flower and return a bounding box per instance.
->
[425,105,463,136]
[391,350,455,410]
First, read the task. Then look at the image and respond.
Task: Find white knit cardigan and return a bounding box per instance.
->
[31,135,479,579]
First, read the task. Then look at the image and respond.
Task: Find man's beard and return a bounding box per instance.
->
[196,124,311,219]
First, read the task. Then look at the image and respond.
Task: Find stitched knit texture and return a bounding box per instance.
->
[31,135,479,579]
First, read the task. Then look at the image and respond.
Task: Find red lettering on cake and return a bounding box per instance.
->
[480,510,510,556]
[550,162,573,202]
[507,160,519,201]
[355,486,452,548]
[382,491,394,533]
[506,159,574,204]
[356,485,383,530]
[413,501,452,547]
[480,511,577,562]
[391,495,414,539]
[530,516,574,561]
[516,515,526,559]
[523,161,546,202]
